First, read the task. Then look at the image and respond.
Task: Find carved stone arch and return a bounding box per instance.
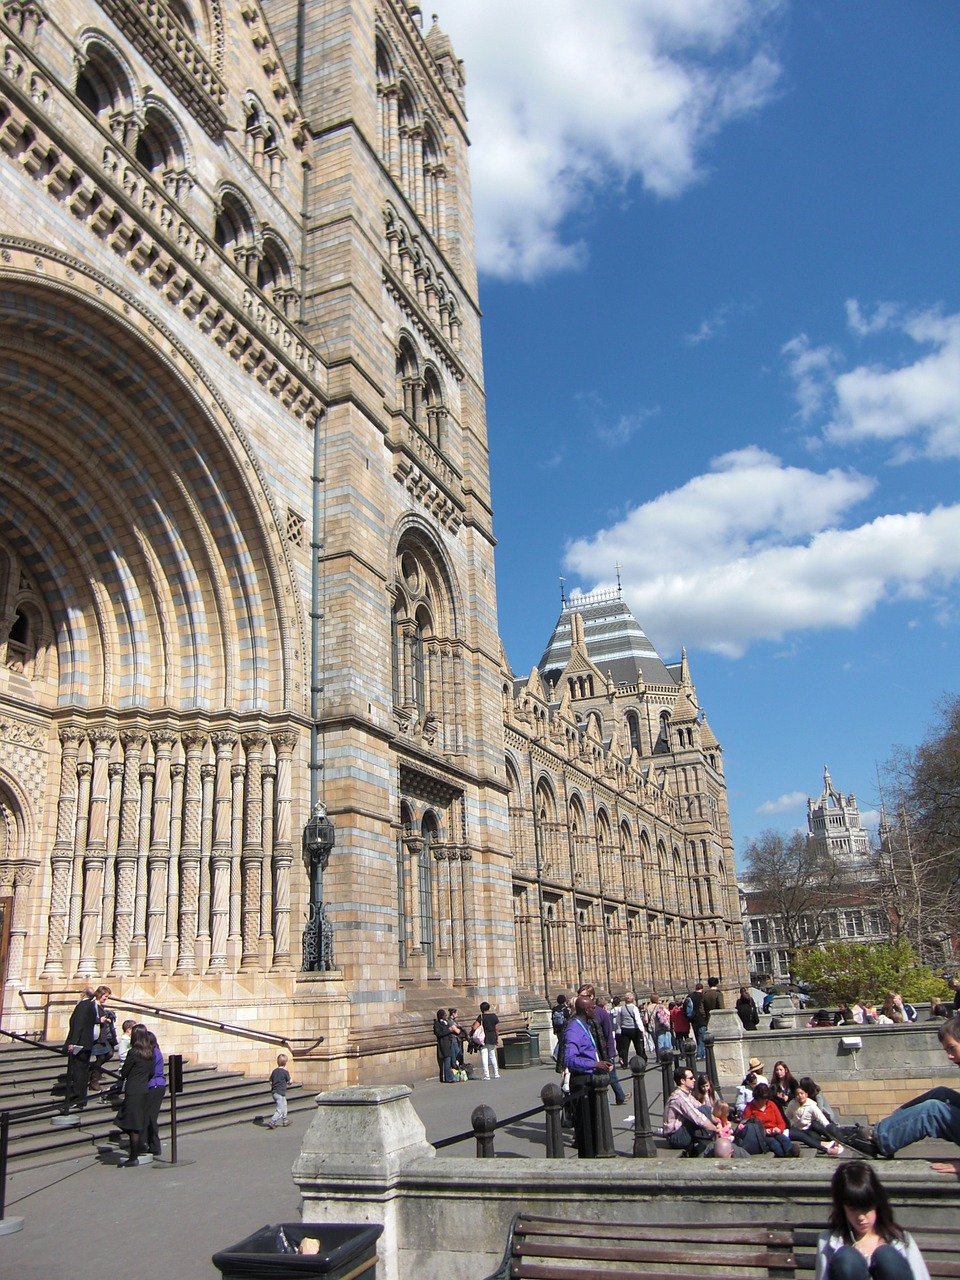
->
[74,30,140,140]
[137,94,192,184]
[534,775,558,824]
[0,772,32,859]
[0,267,301,715]
[504,753,524,807]
[567,791,587,838]
[214,183,259,278]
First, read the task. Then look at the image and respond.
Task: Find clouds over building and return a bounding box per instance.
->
[439,0,783,280]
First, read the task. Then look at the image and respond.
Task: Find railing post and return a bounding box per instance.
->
[659,1046,677,1116]
[472,1103,496,1158]
[541,1082,564,1158]
[0,1111,24,1235]
[703,1032,723,1100]
[590,1072,617,1157]
[683,1037,698,1077]
[628,1054,657,1158]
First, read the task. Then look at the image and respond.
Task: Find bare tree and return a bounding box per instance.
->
[877,696,960,966]
[741,829,842,977]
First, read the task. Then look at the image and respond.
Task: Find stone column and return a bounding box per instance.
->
[175,731,205,974]
[144,731,174,968]
[42,727,83,977]
[66,752,92,947]
[208,732,236,969]
[111,731,148,973]
[5,863,35,986]
[197,761,215,971]
[260,760,275,963]
[460,849,475,984]
[229,762,244,965]
[240,731,267,970]
[271,730,297,969]
[100,759,123,956]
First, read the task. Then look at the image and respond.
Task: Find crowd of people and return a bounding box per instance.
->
[62,984,167,1165]
[433,1002,502,1082]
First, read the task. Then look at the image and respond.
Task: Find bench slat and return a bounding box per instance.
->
[511,1266,793,1280]
[516,1241,796,1267]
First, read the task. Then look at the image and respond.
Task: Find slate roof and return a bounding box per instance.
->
[537,591,677,690]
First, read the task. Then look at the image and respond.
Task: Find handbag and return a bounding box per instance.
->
[470,1020,485,1046]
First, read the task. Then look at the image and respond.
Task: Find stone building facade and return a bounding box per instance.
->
[740,767,886,987]
[0,0,747,1083]
[504,590,746,1001]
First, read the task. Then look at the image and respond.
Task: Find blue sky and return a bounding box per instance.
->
[436,2,960,857]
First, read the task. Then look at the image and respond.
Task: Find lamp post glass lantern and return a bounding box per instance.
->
[301,802,335,970]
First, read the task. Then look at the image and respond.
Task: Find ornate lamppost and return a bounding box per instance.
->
[301,801,336,971]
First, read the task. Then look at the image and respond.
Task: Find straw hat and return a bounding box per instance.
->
[748,1057,764,1073]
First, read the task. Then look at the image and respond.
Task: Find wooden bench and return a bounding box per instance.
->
[485,1216,798,1279]
[486,1215,960,1280]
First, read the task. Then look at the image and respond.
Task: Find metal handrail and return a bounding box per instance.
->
[433,1101,545,1149]
[16,990,324,1056]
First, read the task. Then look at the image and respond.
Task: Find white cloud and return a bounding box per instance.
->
[785,305,960,460]
[826,309,960,459]
[684,298,753,346]
[437,1,783,279]
[563,448,960,657]
[756,791,807,814]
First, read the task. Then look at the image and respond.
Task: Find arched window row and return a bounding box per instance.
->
[76,39,193,196]
[395,334,449,451]
[214,189,297,316]
[385,206,461,352]
[376,38,448,242]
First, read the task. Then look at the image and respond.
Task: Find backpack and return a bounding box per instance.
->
[683,995,694,1020]
[551,1006,567,1033]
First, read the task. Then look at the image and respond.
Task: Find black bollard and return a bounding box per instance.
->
[628,1055,657,1158]
[472,1103,496,1158]
[541,1083,565,1159]
[590,1071,617,1157]
[659,1047,678,1121]
[703,1032,723,1100]
[683,1037,698,1077]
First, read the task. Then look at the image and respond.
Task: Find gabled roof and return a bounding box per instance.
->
[538,590,676,689]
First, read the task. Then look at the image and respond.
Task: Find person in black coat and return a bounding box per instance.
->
[116,1025,154,1166]
[63,984,111,1112]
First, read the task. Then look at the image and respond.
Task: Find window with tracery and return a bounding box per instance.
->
[391,539,461,752]
[257,235,296,317]
[396,336,420,425]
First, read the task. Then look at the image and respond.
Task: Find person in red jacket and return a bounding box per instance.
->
[742,1082,798,1157]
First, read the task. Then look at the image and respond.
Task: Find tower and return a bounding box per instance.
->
[0,0,510,1084]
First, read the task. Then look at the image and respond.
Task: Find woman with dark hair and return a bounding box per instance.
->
[771,1059,798,1120]
[742,1082,797,1157]
[144,1029,166,1157]
[816,1161,929,1278]
[115,1024,153,1166]
[788,1077,845,1154]
[693,1072,717,1122]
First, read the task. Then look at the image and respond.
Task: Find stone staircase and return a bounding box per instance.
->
[0,1037,317,1170]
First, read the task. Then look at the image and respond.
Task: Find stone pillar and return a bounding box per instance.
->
[260,760,275,963]
[271,730,297,969]
[78,728,114,976]
[144,731,173,968]
[111,732,148,973]
[295,1086,435,1280]
[4,863,34,986]
[460,848,475,983]
[175,731,205,974]
[208,732,236,969]
[42,727,83,977]
[66,755,92,947]
[229,762,244,966]
[100,759,123,962]
[240,730,267,970]
[197,761,215,971]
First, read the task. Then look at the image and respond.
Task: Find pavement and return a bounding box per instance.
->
[1,1060,956,1280]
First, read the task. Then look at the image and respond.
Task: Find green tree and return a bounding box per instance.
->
[792,939,947,1006]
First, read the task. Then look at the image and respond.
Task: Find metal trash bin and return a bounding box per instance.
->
[526,1030,540,1061]
[212,1223,383,1280]
[497,1035,531,1070]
